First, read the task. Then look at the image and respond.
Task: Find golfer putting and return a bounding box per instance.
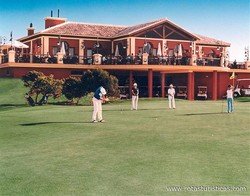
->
[92,86,107,123]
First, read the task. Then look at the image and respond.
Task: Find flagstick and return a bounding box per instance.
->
[221,98,224,113]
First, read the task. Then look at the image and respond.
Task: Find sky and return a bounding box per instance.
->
[0,0,249,62]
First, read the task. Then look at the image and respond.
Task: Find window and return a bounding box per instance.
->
[87,49,93,57]
[69,48,74,57]
[169,50,174,57]
[153,48,157,56]
[138,47,143,56]
[52,47,58,56]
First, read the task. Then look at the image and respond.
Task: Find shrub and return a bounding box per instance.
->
[22,71,63,103]
[81,69,119,97]
[62,76,85,104]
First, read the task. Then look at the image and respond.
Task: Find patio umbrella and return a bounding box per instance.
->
[115,44,119,57]
[143,43,151,54]
[3,40,29,49]
[174,44,182,58]
[61,42,66,56]
[157,42,162,56]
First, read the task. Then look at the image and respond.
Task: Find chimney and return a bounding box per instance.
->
[44,10,66,29]
[27,23,35,36]
[58,9,60,18]
[44,17,67,29]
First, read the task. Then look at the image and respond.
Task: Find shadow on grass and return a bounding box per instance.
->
[48,102,83,106]
[180,112,228,116]
[103,108,168,112]
[20,121,93,126]
[236,100,250,102]
[0,104,27,107]
[0,104,27,111]
[235,97,250,102]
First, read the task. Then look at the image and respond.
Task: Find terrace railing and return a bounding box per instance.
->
[2,53,248,69]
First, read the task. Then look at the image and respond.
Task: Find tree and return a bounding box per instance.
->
[62,76,85,104]
[22,71,63,103]
[81,69,119,96]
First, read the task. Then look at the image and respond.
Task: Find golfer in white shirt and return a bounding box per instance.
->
[92,86,107,123]
[168,84,176,109]
[226,84,233,113]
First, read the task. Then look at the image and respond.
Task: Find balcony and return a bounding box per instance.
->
[0,53,248,69]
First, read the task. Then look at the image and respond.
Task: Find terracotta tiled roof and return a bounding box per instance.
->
[35,19,230,47]
[195,34,230,46]
[42,22,126,38]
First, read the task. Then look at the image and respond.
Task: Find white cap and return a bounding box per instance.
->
[133,83,137,86]
[100,87,107,95]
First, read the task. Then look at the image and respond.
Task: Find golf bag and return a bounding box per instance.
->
[38,95,48,105]
[25,94,35,106]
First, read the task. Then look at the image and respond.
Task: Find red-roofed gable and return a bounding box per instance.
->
[116,18,166,37]
[42,22,126,38]
[19,17,230,47]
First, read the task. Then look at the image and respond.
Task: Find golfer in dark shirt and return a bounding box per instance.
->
[131,83,139,110]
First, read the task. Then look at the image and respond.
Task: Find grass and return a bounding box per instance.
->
[0,78,249,195]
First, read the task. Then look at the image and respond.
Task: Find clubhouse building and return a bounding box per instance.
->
[0,13,250,100]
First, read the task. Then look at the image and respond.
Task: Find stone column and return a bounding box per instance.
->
[162,39,167,56]
[43,36,49,56]
[142,53,149,64]
[79,39,84,64]
[57,52,64,64]
[220,56,225,67]
[8,50,16,63]
[191,54,197,66]
[130,37,135,55]
[126,38,130,56]
[198,46,202,59]
[190,42,197,66]
[0,53,4,64]
[220,47,225,67]
[93,54,102,65]
[30,40,33,63]
[245,61,250,69]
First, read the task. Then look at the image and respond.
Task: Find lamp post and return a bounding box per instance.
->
[57,35,61,53]
[189,41,197,65]
[81,41,85,64]
[0,36,7,45]
[95,37,100,54]
[0,36,7,53]
[244,46,249,61]
[0,36,7,64]
[217,40,225,67]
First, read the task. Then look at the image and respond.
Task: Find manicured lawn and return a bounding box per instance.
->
[0,78,249,195]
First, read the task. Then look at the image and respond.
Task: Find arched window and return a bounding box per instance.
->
[209,49,215,57]
[143,42,153,55]
[61,41,70,56]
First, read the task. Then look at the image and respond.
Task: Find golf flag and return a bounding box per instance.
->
[230,72,235,80]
